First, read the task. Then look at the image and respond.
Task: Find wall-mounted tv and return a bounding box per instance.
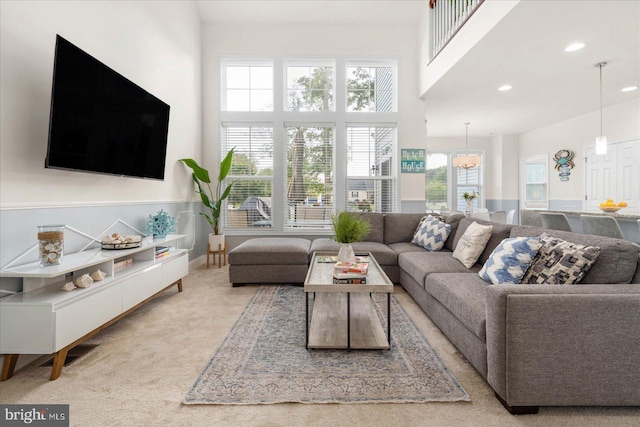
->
[45,35,170,180]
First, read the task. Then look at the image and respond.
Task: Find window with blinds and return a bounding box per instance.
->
[222,62,273,111]
[346,125,395,213]
[455,154,483,212]
[286,63,334,112]
[285,126,334,229]
[221,125,274,229]
[346,64,395,112]
[523,155,548,209]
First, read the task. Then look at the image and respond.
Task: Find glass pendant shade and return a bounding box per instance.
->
[595,136,607,155]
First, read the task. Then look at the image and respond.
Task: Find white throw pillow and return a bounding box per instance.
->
[453,221,493,268]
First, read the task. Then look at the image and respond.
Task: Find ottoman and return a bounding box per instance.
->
[228,238,311,286]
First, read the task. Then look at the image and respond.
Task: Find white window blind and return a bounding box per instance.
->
[346,125,395,213]
[455,154,483,212]
[222,63,273,111]
[284,126,334,230]
[286,63,334,112]
[523,155,548,209]
[221,125,273,229]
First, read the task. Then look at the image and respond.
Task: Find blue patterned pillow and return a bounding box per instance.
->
[478,237,542,284]
[412,216,452,251]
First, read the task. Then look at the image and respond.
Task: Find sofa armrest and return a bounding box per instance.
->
[485,284,640,407]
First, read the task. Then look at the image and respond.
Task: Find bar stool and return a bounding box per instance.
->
[521,209,543,227]
[540,212,572,232]
[581,215,624,239]
[491,211,506,223]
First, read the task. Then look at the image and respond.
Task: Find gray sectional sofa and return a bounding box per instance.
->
[228,212,640,414]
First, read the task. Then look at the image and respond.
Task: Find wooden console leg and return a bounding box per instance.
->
[50,347,69,381]
[176,279,183,292]
[1,354,19,381]
[206,243,211,269]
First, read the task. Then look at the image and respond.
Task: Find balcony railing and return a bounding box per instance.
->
[430,0,484,60]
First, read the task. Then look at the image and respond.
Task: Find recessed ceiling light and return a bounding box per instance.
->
[565,42,585,52]
[621,86,638,92]
[498,85,512,91]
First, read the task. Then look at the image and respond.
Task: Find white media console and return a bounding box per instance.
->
[0,234,188,380]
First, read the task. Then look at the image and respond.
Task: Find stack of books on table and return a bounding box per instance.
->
[333,261,368,284]
[155,246,170,259]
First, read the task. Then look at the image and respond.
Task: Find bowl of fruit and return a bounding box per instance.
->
[599,199,627,213]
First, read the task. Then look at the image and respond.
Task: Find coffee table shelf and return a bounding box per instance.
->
[304,251,393,350]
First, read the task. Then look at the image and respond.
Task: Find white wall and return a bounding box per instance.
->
[0,0,202,208]
[202,22,426,204]
[519,98,640,204]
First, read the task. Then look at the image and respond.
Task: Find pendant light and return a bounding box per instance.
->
[595,62,607,155]
[453,122,481,169]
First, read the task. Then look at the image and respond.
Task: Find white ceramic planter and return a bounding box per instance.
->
[208,233,225,250]
[337,242,356,263]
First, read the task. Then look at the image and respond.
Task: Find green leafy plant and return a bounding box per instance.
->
[331,211,371,244]
[180,148,235,235]
[462,191,478,201]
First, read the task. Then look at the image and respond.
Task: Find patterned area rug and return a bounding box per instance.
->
[184,286,469,405]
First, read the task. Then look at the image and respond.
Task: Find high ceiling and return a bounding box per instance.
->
[195,0,640,137]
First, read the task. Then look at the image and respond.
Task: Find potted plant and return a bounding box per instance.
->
[180,149,235,253]
[331,211,371,262]
[462,191,478,216]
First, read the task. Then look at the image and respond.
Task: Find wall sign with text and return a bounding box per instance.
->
[400,149,425,173]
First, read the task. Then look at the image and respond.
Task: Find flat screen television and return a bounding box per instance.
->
[45,35,170,180]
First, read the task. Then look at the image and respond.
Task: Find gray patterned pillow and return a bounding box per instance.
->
[521,233,601,284]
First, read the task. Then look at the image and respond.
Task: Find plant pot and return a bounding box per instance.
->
[208,233,225,251]
[337,242,356,263]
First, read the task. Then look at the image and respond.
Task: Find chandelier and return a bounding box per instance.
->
[453,122,481,169]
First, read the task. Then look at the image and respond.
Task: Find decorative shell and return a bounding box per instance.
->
[74,273,94,288]
[90,269,106,281]
[62,281,76,292]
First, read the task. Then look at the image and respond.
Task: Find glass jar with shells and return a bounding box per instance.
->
[37,225,65,267]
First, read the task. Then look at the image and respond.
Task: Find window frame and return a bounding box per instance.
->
[521,154,549,210]
[218,57,399,235]
[425,150,485,211]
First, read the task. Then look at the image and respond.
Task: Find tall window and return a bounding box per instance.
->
[425,153,448,211]
[222,125,273,229]
[346,64,395,112]
[222,61,273,111]
[286,62,334,112]
[346,125,395,212]
[285,126,334,229]
[219,58,398,233]
[522,155,548,209]
[425,151,484,212]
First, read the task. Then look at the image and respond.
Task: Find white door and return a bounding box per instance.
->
[585,140,640,210]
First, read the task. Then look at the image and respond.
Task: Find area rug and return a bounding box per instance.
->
[184,286,469,405]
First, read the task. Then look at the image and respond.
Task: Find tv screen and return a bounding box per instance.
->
[45,35,170,180]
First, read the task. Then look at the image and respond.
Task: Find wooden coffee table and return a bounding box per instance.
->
[304,251,394,350]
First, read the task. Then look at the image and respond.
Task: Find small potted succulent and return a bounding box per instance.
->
[331,211,371,262]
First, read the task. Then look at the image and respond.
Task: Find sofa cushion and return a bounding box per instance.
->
[398,251,479,287]
[443,213,466,251]
[388,241,445,255]
[229,238,311,265]
[510,225,640,284]
[383,213,427,244]
[520,234,601,285]
[411,216,451,251]
[309,238,397,266]
[425,273,489,341]
[452,217,515,263]
[478,237,542,284]
[354,212,384,243]
[453,221,493,268]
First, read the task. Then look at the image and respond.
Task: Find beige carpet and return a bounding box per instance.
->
[0,265,638,426]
